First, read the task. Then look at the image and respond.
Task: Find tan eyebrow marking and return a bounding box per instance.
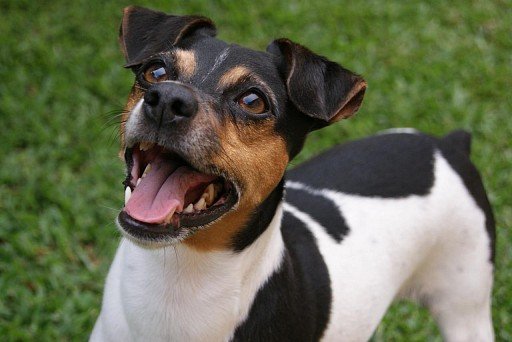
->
[217,66,253,89]
[174,49,196,80]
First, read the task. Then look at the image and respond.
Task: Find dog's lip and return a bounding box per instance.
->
[118,183,239,243]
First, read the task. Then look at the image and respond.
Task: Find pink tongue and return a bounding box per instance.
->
[125,157,216,224]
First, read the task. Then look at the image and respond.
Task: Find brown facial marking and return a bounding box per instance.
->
[119,86,144,158]
[175,49,197,80]
[217,66,252,89]
[185,119,289,251]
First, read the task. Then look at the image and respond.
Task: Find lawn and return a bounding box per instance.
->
[0,0,510,340]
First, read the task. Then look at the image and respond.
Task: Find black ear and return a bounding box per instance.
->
[267,38,366,125]
[119,6,216,67]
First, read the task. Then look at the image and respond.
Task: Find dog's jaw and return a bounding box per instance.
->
[117,98,243,248]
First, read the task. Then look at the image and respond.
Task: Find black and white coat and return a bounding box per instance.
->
[92,130,495,342]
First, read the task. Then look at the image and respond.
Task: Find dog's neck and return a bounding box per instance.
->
[117,203,285,340]
[230,179,286,251]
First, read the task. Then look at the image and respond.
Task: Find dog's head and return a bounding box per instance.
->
[117,6,366,250]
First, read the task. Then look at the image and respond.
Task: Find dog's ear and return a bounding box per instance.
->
[120,6,216,67]
[267,38,366,126]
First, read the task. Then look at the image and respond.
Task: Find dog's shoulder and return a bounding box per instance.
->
[232,210,331,341]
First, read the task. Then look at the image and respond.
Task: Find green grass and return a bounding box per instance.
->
[0,0,510,340]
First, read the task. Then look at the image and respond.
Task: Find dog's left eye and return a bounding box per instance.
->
[143,63,169,84]
[237,90,268,114]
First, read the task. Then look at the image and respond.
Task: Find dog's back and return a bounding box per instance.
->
[251,130,495,341]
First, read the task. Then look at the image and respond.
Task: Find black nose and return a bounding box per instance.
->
[143,82,198,124]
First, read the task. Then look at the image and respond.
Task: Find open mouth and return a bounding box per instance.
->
[118,141,238,242]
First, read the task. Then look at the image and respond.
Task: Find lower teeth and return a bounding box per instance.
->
[164,211,174,224]
[194,197,206,211]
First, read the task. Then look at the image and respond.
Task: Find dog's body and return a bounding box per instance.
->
[91,7,495,341]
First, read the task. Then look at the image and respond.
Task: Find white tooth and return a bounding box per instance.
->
[183,204,194,213]
[136,178,141,186]
[139,141,154,151]
[194,197,206,211]
[205,184,215,205]
[164,210,175,224]
[124,187,132,204]
[142,163,152,178]
[201,192,209,204]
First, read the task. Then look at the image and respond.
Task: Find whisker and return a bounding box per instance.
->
[99,204,121,212]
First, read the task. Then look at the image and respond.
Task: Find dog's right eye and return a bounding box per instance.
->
[142,63,169,84]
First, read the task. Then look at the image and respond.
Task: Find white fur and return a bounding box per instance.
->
[124,99,143,147]
[92,152,494,341]
[286,152,493,341]
[377,127,419,135]
[91,205,285,342]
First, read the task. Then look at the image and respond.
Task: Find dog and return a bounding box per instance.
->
[91,6,495,341]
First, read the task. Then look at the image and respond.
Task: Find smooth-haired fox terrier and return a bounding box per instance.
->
[91,6,495,341]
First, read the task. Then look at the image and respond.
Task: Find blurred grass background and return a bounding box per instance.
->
[0,0,510,340]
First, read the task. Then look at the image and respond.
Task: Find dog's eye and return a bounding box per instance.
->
[143,63,169,84]
[237,90,268,114]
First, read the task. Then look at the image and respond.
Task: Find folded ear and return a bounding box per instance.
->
[120,6,216,67]
[267,38,366,125]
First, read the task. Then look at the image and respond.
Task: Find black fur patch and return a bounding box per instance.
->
[288,133,436,198]
[232,212,331,341]
[285,186,349,243]
[231,180,285,252]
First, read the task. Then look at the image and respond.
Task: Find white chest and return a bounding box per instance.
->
[92,207,285,342]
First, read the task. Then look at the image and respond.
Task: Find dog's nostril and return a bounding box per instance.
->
[144,89,160,106]
[171,97,197,118]
[143,84,198,122]
[171,99,185,116]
